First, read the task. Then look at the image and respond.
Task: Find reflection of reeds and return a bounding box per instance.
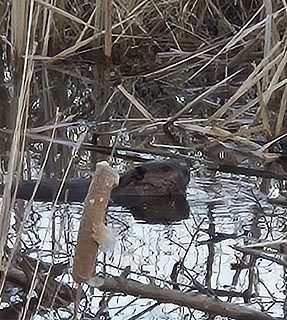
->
[0,0,35,305]
[0,0,33,253]
[1,0,287,318]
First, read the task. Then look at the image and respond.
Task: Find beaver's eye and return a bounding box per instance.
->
[161,165,171,172]
[134,167,145,180]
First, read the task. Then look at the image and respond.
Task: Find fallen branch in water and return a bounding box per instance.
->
[214,164,287,181]
[90,275,276,320]
[232,245,287,267]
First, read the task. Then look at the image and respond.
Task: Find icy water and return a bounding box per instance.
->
[1,60,286,318]
[12,166,287,320]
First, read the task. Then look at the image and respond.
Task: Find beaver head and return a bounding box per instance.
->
[111,159,190,197]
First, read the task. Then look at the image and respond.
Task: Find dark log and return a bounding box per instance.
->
[215,164,287,181]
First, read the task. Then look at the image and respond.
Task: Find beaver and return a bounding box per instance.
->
[112,159,190,197]
[0,159,190,203]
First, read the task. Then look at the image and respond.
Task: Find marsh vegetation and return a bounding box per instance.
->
[0,0,287,319]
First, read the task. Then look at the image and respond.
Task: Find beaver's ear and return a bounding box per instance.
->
[134,167,146,180]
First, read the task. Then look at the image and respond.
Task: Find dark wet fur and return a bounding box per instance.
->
[113,159,189,197]
[0,160,190,202]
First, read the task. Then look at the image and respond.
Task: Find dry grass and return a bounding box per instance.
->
[1,0,287,318]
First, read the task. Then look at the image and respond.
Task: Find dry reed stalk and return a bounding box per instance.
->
[76,5,98,44]
[143,44,219,78]
[185,5,265,83]
[73,162,119,284]
[52,131,87,206]
[275,85,287,136]
[208,43,283,122]
[114,0,149,20]
[11,0,29,66]
[94,1,103,33]
[258,132,287,153]
[104,0,113,58]
[117,84,155,122]
[256,77,272,138]
[263,0,273,89]
[207,0,236,34]
[20,130,86,315]
[114,1,146,44]
[35,0,96,31]
[264,48,287,103]
[45,14,137,62]
[167,70,241,123]
[0,1,34,244]
[41,0,55,55]
[0,0,36,294]
[223,77,287,126]
[181,123,262,151]
[227,35,262,71]
[44,31,104,61]
[150,0,181,50]
[34,1,148,62]
[1,127,86,317]
[245,47,287,135]
[134,2,281,85]
[9,114,60,317]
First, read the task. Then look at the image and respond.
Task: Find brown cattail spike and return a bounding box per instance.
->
[72,161,119,284]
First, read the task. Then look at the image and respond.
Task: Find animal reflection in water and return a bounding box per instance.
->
[0,160,190,223]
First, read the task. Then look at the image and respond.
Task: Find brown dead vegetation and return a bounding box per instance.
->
[0,0,287,319]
